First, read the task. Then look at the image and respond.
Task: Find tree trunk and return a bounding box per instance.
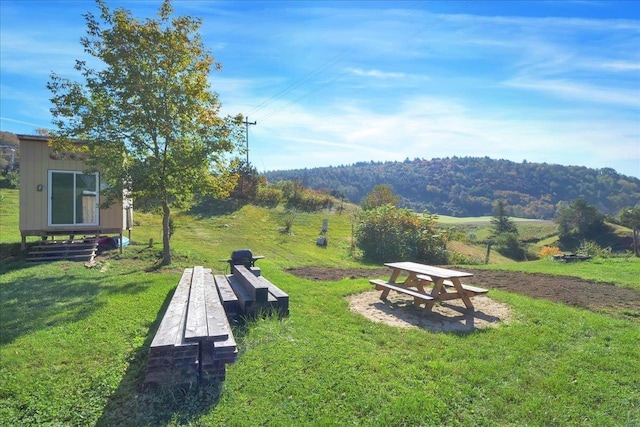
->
[634,226,639,258]
[162,200,172,265]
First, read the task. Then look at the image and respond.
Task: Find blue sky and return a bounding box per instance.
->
[1,1,639,177]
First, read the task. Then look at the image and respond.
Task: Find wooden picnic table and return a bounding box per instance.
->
[370,262,488,311]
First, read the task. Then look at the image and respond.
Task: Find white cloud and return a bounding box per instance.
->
[247,89,639,176]
[599,61,640,72]
[504,77,640,108]
[347,68,407,79]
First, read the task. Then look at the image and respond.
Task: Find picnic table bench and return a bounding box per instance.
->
[416,275,489,298]
[370,279,435,308]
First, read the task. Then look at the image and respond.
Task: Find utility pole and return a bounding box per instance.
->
[243,117,256,164]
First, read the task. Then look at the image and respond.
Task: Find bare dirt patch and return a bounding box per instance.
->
[286,266,640,331]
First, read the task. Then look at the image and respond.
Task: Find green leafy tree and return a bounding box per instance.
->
[47,0,243,264]
[230,161,261,200]
[360,184,400,211]
[619,206,640,230]
[554,198,607,243]
[619,206,640,256]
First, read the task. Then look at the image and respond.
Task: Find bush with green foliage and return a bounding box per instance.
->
[489,200,527,260]
[286,188,334,212]
[253,184,283,208]
[355,205,448,263]
[0,171,18,189]
[578,240,611,258]
[271,180,334,212]
[494,232,527,260]
[281,207,297,234]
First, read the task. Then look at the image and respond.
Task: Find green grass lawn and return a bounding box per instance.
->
[1,189,639,426]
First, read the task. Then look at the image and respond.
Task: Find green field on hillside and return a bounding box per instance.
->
[1,188,639,426]
[436,214,552,224]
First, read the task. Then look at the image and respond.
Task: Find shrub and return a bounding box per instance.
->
[254,185,283,208]
[539,246,563,259]
[230,162,261,200]
[287,188,334,212]
[0,171,18,189]
[281,208,297,234]
[494,232,527,260]
[355,205,448,264]
[447,251,484,266]
[555,198,607,241]
[579,240,612,258]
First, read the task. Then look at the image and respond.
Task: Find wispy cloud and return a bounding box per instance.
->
[598,61,640,72]
[347,68,407,79]
[0,117,47,130]
[504,78,640,108]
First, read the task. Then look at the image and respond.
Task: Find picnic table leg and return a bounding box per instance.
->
[430,278,445,299]
[404,273,423,290]
[450,278,474,310]
[389,268,402,284]
[413,296,436,310]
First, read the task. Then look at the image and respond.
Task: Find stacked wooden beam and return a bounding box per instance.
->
[145,262,289,388]
[145,267,238,388]
[224,265,289,318]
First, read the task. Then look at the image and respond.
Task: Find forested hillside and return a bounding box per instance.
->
[265,157,640,219]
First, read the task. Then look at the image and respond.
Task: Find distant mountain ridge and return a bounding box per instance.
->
[265,157,640,219]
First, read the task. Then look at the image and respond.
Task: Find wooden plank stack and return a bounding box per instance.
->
[224,264,289,318]
[145,261,289,388]
[145,267,238,388]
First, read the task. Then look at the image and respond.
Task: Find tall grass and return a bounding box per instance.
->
[1,188,639,426]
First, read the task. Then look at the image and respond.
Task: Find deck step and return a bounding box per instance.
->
[27,237,98,263]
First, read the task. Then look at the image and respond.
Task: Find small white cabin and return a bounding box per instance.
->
[18,134,131,250]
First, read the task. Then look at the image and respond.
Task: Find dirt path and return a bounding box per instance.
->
[286,266,640,331]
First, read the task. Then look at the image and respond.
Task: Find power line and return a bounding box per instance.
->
[248,1,473,124]
[247,54,345,119]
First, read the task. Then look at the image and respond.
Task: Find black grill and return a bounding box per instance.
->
[230,249,255,268]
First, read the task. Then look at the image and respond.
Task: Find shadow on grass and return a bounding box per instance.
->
[95,289,223,426]
[0,268,105,345]
[0,261,160,346]
[188,198,246,218]
[0,243,24,263]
